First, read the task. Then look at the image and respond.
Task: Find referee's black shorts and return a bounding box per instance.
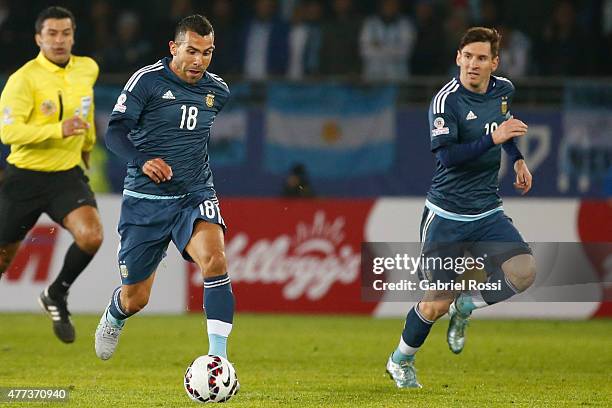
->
[0,164,97,245]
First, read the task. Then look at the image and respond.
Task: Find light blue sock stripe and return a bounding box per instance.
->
[456,294,477,315]
[208,334,228,359]
[391,348,414,364]
[105,308,125,328]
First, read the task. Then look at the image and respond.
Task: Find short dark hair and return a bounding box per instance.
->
[175,15,214,41]
[35,6,76,34]
[458,27,501,57]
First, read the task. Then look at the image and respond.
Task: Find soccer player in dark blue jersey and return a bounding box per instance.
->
[95,15,235,364]
[386,27,537,388]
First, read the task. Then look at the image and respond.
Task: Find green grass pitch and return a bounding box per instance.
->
[0,313,610,407]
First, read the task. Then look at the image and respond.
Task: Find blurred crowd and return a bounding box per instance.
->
[0,0,610,79]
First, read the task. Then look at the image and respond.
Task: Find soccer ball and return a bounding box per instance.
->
[184,355,239,403]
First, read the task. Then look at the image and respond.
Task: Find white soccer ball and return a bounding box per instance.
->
[184,355,239,403]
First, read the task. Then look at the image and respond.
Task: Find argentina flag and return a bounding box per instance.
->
[264,84,397,179]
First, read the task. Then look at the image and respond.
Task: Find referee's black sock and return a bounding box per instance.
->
[48,243,95,300]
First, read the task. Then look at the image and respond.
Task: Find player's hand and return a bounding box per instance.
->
[492,118,528,145]
[513,159,532,195]
[81,151,90,169]
[62,115,89,138]
[142,158,173,184]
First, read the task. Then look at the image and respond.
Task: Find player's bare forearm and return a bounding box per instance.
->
[513,159,533,195]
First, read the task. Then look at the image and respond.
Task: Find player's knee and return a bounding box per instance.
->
[199,251,227,279]
[503,254,536,292]
[74,225,104,254]
[418,299,452,321]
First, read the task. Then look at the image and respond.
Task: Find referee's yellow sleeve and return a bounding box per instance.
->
[0,71,63,145]
[82,98,96,152]
[81,62,99,153]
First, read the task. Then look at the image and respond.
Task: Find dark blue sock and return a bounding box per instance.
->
[480,266,518,305]
[392,303,434,363]
[204,274,234,358]
[107,286,133,322]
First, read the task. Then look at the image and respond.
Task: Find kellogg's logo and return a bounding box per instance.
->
[187,199,377,314]
[226,211,360,300]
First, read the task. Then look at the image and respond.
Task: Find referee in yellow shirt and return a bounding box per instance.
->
[0,6,103,343]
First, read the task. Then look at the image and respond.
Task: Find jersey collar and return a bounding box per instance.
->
[35,52,74,72]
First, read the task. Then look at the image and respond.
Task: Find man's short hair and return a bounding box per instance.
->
[35,6,76,34]
[459,27,501,57]
[175,15,214,41]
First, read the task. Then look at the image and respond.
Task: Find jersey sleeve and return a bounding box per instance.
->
[217,87,231,113]
[428,101,459,151]
[0,71,63,145]
[498,77,516,120]
[501,82,524,162]
[81,97,97,152]
[82,59,99,152]
[207,72,231,113]
[109,74,151,123]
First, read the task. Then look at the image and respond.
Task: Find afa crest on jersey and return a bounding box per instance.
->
[205,93,215,108]
[119,264,129,279]
[501,96,508,115]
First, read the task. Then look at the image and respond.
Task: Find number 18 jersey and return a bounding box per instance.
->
[109,57,230,196]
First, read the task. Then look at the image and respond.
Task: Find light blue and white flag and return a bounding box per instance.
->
[264,84,397,179]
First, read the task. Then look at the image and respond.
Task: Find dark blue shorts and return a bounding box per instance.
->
[418,207,531,282]
[117,193,226,285]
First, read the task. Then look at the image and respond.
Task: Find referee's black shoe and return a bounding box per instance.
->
[38,289,75,343]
